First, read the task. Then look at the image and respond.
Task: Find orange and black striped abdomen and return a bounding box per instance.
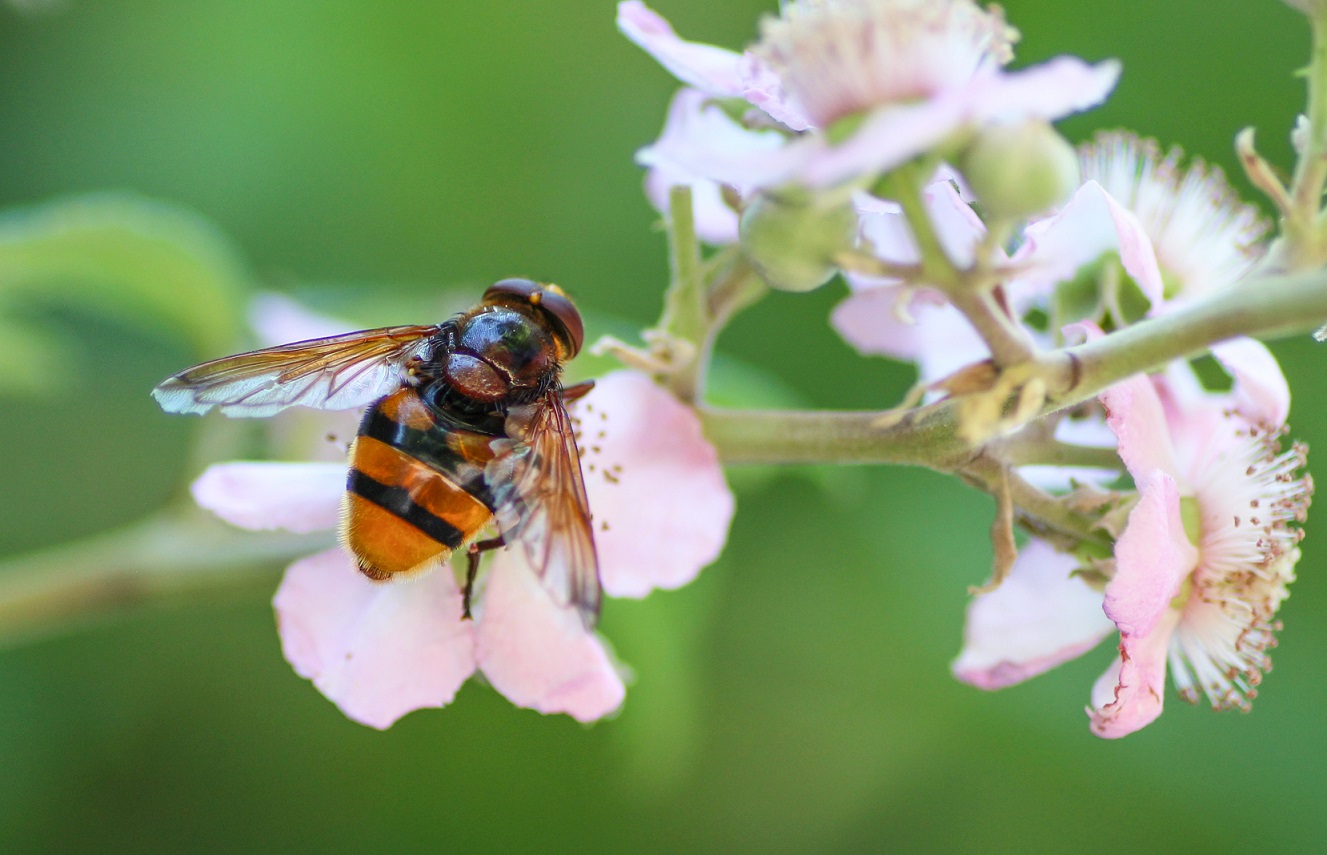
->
[343,388,501,580]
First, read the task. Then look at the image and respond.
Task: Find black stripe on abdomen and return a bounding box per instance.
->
[360,407,499,510]
[347,470,467,549]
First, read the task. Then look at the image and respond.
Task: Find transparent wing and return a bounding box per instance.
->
[151,325,441,417]
[486,388,601,628]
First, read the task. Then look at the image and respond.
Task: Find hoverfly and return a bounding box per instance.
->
[152,278,601,627]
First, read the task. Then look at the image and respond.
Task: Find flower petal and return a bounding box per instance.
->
[1210,337,1290,426]
[474,551,625,721]
[1105,471,1197,638]
[192,461,345,532]
[617,1,745,96]
[1087,608,1180,739]
[577,371,733,597]
[248,292,355,347]
[1100,374,1181,485]
[972,57,1121,124]
[952,539,1115,690]
[830,286,988,383]
[1089,471,1197,737]
[273,548,477,729]
[1016,180,1165,306]
[738,51,813,132]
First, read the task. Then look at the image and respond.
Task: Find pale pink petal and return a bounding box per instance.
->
[1104,472,1197,638]
[972,57,1121,124]
[830,287,988,383]
[192,461,345,532]
[1210,337,1290,426]
[738,52,813,132]
[1088,608,1180,739]
[474,551,625,721]
[248,292,355,347]
[952,539,1115,689]
[921,180,991,269]
[273,548,477,729]
[1100,375,1181,484]
[1016,181,1165,306]
[617,1,745,96]
[644,166,738,245]
[638,89,783,244]
[576,371,733,597]
[795,59,1118,189]
[797,96,966,188]
[637,101,808,190]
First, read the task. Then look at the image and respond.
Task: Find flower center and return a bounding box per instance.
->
[751,0,1018,127]
[1168,421,1312,711]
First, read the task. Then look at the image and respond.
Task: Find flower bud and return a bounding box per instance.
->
[959,120,1080,221]
[739,193,856,292]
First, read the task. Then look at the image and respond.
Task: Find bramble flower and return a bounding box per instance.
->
[640,87,785,245]
[192,369,735,728]
[620,0,1120,189]
[954,349,1312,738]
[1014,133,1269,317]
[830,179,990,383]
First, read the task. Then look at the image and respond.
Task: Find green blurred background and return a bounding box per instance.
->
[0,1,1321,852]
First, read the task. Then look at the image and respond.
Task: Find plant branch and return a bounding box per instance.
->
[0,508,331,648]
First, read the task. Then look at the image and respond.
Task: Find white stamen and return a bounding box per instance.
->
[752,0,1017,127]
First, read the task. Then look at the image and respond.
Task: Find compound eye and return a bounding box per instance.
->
[532,286,584,357]
[484,278,541,304]
[483,278,585,358]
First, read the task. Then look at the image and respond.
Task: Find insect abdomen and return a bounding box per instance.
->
[343,388,499,580]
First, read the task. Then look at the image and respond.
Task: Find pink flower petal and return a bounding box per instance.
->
[972,57,1121,124]
[1100,375,1181,485]
[1016,180,1165,306]
[1105,472,1197,638]
[273,548,477,729]
[797,96,966,188]
[617,1,745,97]
[1210,337,1290,426]
[830,286,988,383]
[952,539,1115,689]
[638,89,783,244]
[474,551,625,721]
[248,292,355,347]
[192,462,345,533]
[738,52,813,132]
[576,371,733,597]
[644,165,738,245]
[1087,608,1180,739]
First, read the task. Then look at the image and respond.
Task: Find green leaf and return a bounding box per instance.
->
[0,194,252,370]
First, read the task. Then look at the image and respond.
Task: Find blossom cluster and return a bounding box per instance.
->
[620,0,1312,738]
[182,0,1313,739]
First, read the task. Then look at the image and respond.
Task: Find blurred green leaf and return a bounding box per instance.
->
[0,194,252,382]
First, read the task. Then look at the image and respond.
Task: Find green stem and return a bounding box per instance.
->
[1286,13,1327,267]
[702,268,1327,470]
[657,185,709,402]
[0,508,331,648]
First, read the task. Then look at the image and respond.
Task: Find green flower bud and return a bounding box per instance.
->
[739,193,856,292]
[959,120,1080,221]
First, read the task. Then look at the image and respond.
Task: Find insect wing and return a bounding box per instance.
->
[486,389,602,628]
[152,325,441,417]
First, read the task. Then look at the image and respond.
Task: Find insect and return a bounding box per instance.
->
[152,278,601,627]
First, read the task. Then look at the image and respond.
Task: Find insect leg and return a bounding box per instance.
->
[462,536,507,620]
[560,380,595,402]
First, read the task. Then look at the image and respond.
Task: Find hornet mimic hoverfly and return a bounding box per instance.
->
[152,279,602,627]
